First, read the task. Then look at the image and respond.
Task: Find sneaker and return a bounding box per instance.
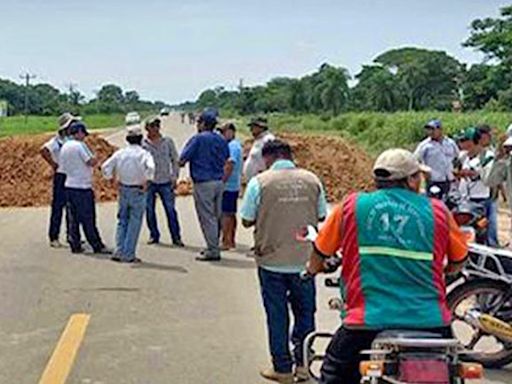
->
[94,247,113,255]
[147,238,159,245]
[195,254,221,262]
[259,368,294,384]
[50,240,64,248]
[294,366,310,382]
[71,247,85,254]
[173,240,185,247]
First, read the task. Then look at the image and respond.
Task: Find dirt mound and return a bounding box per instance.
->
[0,134,118,207]
[244,133,374,202]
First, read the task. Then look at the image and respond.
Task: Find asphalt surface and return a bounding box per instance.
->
[0,114,510,383]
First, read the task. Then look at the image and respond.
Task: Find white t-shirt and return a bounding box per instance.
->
[102,145,155,186]
[42,135,66,174]
[243,131,275,180]
[459,149,494,200]
[60,139,94,189]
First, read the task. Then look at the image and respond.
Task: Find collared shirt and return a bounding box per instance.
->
[243,131,276,180]
[225,139,243,192]
[459,149,494,200]
[180,131,230,183]
[240,159,328,273]
[101,144,155,186]
[414,137,459,182]
[142,136,179,184]
[60,139,94,189]
[42,135,66,174]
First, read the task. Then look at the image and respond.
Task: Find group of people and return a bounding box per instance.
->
[415,118,512,247]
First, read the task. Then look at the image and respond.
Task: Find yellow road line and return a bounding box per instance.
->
[38,313,91,384]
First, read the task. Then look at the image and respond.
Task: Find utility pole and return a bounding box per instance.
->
[19,72,36,124]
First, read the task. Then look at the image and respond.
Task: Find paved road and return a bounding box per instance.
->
[0,115,509,383]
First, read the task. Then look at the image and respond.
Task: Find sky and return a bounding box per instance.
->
[0,0,508,104]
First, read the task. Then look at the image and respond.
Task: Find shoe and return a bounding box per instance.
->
[195,254,221,262]
[94,247,113,255]
[294,366,310,382]
[173,240,185,247]
[127,257,142,263]
[147,238,159,245]
[71,247,85,254]
[259,368,294,384]
[50,240,64,248]
[220,244,235,251]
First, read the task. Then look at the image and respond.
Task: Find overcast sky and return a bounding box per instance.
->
[0,0,508,104]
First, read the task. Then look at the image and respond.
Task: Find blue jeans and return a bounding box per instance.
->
[146,182,181,243]
[486,199,499,247]
[258,268,316,373]
[116,186,146,260]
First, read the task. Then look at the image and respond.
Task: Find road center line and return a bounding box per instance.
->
[38,313,91,384]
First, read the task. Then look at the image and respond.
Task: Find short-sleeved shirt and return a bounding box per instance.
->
[142,136,179,184]
[60,139,94,189]
[102,145,155,186]
[459,149,494,200]
[42,135,66,174]
[225,139,243,192]
[243,131,276,180]
[314,188,468,329]
[180,131,230,183]
[414,137,459,182]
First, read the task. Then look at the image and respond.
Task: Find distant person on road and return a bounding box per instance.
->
[40,112,79,248]
[180,112,186,124]
[102,124,155,263]
[240,139,327,384]
[243,117,275,181]
[414,119,459,200]
[142,117,184,247]
[220,123,243,250]
[59,122,111,255]
[179,109,230,261]
[188,112,195,125]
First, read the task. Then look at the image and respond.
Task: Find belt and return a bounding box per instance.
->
[120,183,144,189]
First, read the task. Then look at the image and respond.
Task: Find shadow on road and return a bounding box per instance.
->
[211,257,255,270]
[131,261,188,273]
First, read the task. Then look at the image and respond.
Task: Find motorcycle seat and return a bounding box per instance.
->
[375,330,443,340]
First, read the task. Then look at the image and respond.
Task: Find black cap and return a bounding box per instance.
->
[478,124,491,134]
[68,121,89,136]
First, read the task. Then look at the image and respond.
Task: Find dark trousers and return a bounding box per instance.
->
[49,173,69,241]
[66,188,104,252]
[146,182,181,243]
[319,326,452,384]
[258,268,316,373]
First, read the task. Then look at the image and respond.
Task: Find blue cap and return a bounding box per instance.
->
[68,121,89,136]
[199,108,218,125]
[424,119,442,129]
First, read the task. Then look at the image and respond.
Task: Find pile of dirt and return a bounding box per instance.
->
[0,134,118,207]
[244,133,374,202]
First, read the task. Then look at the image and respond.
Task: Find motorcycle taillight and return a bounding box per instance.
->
[399,355,449,384]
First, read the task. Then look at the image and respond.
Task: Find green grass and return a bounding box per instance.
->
[234,112,512,155]
[0,114,125,137]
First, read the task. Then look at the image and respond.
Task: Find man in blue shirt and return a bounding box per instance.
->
[179,109,230,261]
[220,123,243,250]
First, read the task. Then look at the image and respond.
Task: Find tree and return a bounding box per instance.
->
[350,65,400,111]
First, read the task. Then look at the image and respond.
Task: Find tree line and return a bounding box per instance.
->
[0,81,168,116]
[184,5,512,115]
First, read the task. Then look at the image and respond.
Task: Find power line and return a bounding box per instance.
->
[19,72,36,124]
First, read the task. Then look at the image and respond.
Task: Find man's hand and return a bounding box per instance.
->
[306,251,327,276]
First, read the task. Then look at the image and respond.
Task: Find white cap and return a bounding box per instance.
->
[126,124,142,136]
[503,136,512,147]
[373,148,431,180]
[507,124,512,138]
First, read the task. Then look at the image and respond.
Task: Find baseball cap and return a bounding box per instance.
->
[503,136,512,147]
[221,122,236,132]
[198,108,218,125]
[68,121,89,136]
[146,116,161,128]
[58,112,80,131]
[373,148,430,181]
[248,116,268,129]
[506,124,512,138]
[126,124,142,136]
[461,127,479,142]
[424,119,442,129]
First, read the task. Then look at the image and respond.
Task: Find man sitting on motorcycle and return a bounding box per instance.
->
[306,148,469,384]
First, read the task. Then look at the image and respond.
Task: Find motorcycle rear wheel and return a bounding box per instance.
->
[448,278,512,368]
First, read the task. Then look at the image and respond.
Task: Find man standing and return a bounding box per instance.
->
[240,139,327,384]
[307,149,468,384]
[414,119,459,199]
[243,117,275,181]
[40,112,79,247]
[142,117,184,247]
[179,109,229,261]
[102,124,155,263]
[60,122,110,255]
[220,123,243,250]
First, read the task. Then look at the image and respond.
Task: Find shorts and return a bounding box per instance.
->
[222,190,239,214]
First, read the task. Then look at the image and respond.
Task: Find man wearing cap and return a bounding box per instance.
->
[102,125,155,263]
[240,139,328,384]
[179,109,230,261]
[60,122,111,255]
[142,117,184,247]
[306,148,468,384]
[244,117,276,181]
[414,119,459,199]
[40,112,79,247]
[220,123,243,250]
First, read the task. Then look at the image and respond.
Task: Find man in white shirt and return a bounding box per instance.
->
[243,117,275,181]
[40,112,79,248]
[102,125,155,263]
[60,122,111,255]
